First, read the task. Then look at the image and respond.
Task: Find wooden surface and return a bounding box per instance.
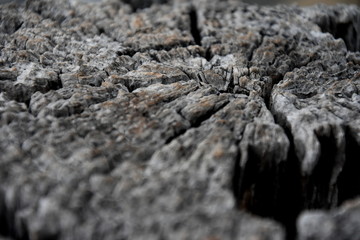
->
[0,1,360,239]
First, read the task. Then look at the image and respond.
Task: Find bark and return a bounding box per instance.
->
[0,0,360,239]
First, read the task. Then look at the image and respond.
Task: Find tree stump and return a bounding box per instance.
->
[0,0,360,239]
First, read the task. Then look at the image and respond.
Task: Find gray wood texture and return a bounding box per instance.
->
[0,0,360,239]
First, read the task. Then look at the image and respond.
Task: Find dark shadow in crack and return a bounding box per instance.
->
[233,136,303,240]
[338,127,360,205]
[121,0,168,12]
[189,8,202,46]
[315,10,360,52]
[0,189,30,240]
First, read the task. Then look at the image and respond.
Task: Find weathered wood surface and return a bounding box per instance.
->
[0,0,360,239]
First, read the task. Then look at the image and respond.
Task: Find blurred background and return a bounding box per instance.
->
[242,0,360,5]
[1,0,360,5]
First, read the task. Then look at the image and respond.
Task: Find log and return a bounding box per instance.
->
[0,0,360,239]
